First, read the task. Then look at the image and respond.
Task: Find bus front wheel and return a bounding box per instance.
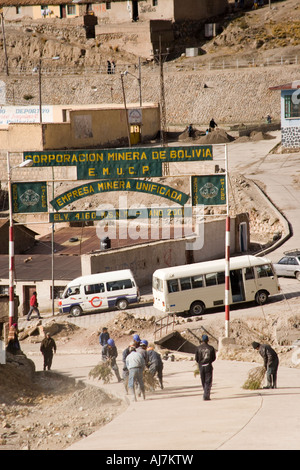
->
[70,305,82,317]
[189,301,205,316]
[255,290,269,305]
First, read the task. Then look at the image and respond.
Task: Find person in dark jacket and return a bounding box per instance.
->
[102,338,122,382]
[147,346,164,389]
[40,332,56,370]
[99,327,110,353]
[195,334,216,400]
[252,342,279,389]
[6,323,21,354]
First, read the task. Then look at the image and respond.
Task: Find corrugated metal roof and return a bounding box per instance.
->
[0,225,194,282]
[0,254,81,281]
[34,225,195,255]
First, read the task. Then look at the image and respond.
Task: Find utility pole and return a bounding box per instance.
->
[156,36,169,175]
[0,10,9,76]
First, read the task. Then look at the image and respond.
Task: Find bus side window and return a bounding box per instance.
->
[205,273,217,286]
[167,279,179,293]
[192,275,203,288]
[180,277,192,291]
[245,267,255,280]
[217,271,225,284]
[257,264,273,278]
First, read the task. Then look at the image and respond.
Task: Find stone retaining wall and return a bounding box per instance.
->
[1,64,300,126]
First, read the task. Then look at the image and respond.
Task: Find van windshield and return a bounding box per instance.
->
[62,286,80,298]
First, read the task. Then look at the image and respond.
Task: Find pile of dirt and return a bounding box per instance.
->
[19,319,80,344]
[178,127,235,144]
[91,311,158,348]
[0,352,126,450]
[235,130,277,143]
[197,128,236,144]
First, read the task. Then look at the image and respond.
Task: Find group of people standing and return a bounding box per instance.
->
[194,335,279,400]
[100,327,279,402]
[99,327,163,402]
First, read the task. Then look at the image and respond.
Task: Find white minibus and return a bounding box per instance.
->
[58,269,140,316]
[153,255,280,316]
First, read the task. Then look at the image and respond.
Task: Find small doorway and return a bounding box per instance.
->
[230,269,245,303]
[132,1,139,21]
[239,222,248,252]
[60,4,66,18]
[130,125,141,144]
[23,285,36,317]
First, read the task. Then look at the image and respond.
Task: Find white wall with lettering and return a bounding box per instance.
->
[0,106,54,124]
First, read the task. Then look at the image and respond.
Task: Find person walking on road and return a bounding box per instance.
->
[40,332,56,370]
[126,345,146,401]
[102,338,122,383]
[27,291,41,320]
[252,342,279,389]
[195,334,216,401]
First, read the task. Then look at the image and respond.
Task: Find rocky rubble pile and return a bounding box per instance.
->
[0,352,125,450]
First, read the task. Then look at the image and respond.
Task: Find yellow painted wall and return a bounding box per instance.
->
[0,105,160,151]
[43,105,160,150]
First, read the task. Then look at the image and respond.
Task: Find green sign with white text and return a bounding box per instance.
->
[12,182,48,213]
[50,179,190,211]
[49,206,193,223]
[24,145,213,180]
[191,175,226,206]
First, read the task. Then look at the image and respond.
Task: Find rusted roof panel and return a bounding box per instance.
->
[269,82,300,90]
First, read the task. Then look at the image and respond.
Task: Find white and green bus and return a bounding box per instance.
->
[152,255,280,316]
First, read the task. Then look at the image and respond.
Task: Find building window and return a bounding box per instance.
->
[67,5,76,15]
[51,286,66,300]
[0,285,9,295]
[16,6,21,14]
[106,2,112,9]
[284,94,300,119]
[153,0,158,5]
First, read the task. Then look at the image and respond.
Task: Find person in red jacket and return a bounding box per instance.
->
[27,291,41,320]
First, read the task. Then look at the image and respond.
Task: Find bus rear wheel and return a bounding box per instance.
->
[117,298,128,310]
[189,301,205,316]
[255,290,269,305]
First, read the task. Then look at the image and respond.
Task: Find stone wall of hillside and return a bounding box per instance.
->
[1,64,299,126]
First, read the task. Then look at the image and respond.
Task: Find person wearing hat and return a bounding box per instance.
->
[126,345,146,401]
[252,342,279,389]
[102,338,122,383]
[136,339,148,361]
[40,332,56,371]
[195,335,216,401]
[132,334,141,348]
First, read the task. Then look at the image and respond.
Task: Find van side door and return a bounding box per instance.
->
[82,282,107,312]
